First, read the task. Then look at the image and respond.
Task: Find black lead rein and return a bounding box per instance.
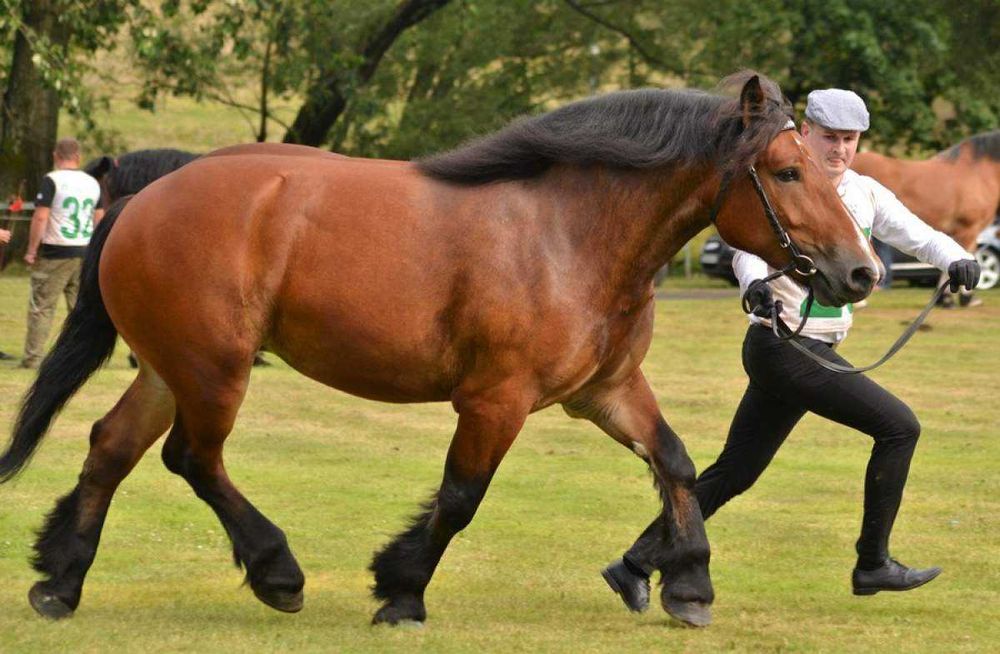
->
[765,281,949,374]
[711,158,947,375]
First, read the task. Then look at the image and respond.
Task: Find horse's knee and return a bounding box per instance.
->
[659,454,697,486]
[651,425,697,485]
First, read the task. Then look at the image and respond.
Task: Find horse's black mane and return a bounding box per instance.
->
[85,148,199,200]
[940,130,1000,162]
[418,72,791,185]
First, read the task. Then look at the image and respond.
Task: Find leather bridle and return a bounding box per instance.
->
[709,130,947,374]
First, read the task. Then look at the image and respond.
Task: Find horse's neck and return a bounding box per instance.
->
[548,164,712,292]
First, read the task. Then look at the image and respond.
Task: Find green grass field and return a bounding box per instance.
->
[0,274,997,653]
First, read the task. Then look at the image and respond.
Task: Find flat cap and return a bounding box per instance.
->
[804,89,869,131]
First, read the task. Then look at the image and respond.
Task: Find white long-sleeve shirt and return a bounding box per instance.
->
[734,169,973,343]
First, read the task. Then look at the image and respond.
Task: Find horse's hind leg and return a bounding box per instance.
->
[161,371,305,613]
[565,369,713,626]
[370,384,532,625]
[29,364,175,619]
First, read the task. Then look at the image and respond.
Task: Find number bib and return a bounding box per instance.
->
[42,170,102,247]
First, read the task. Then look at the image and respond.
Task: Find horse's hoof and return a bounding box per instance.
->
[28,584,74,620]
[662,597,712,627]
[252,587,304,613]
[371,597,427,626]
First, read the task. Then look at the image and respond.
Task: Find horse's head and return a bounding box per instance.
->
[713,76,881,306]
[83,155,117,210]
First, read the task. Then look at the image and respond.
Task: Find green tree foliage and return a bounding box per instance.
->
[127,0,454,146]
[338,1,620,158]
[296,0,708,157]
[0,0,134,194]
[263,0,998,157]
[689,0,1000,151]
[2,0,996,187]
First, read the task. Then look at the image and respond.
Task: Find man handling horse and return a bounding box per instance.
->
[602,89,980,611]
[21,138,103,369]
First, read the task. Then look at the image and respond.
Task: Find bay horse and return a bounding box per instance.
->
[0,73,879,627]
[852,130,1000,304]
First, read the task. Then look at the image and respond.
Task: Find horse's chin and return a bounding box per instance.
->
[810,271,866,307]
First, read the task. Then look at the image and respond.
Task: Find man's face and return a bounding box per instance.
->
[800,121,860,179]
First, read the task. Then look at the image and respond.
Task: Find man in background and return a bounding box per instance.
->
[21,138,103,369]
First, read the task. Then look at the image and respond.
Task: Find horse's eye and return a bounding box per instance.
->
[775,168,800,183]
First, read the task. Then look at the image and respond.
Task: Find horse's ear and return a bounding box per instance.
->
[84,155,114,180]
[739,75,765,128]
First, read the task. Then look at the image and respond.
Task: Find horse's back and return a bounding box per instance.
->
[852,147,1000,247]
[852,151,968,231]
[100,154,478,400]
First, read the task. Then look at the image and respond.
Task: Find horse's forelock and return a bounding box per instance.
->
[711,94,794,182]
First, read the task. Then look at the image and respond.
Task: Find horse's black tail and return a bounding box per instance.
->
[0,196,130,483]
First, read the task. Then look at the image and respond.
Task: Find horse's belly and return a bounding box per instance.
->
[268,302,457,403]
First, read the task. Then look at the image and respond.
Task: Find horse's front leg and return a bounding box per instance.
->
[369,382,532,625]
[565,369,713,626]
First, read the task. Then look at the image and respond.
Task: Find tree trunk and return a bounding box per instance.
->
[283,0,452,146]
[0,0,64,197]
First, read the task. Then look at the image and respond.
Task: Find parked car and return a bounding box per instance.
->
[700,219,1000,290]
[699,235,738,285]
[973,222,1000,290]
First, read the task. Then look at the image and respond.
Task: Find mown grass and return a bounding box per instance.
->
[0,275,996,653]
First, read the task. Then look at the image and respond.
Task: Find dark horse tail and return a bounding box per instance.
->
[0,196,130,483]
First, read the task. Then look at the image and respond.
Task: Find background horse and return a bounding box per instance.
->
[852,130,1000,305]
[0,73,879,628]
[85,148,198,210]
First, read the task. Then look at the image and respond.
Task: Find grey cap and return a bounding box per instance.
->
[804,89,870,131]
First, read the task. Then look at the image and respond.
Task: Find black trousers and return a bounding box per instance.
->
[625,324,921,574]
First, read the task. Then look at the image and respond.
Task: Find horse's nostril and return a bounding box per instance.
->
[851,266,878,290]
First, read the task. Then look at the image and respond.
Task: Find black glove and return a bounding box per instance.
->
[744,279,776,318]
[948,259,981,293]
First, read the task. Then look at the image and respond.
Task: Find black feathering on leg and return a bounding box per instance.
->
[32,487,89,578]
[30,486,107,612]
[369,496,440,602]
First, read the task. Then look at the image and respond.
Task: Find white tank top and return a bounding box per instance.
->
[42,170,101,247]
